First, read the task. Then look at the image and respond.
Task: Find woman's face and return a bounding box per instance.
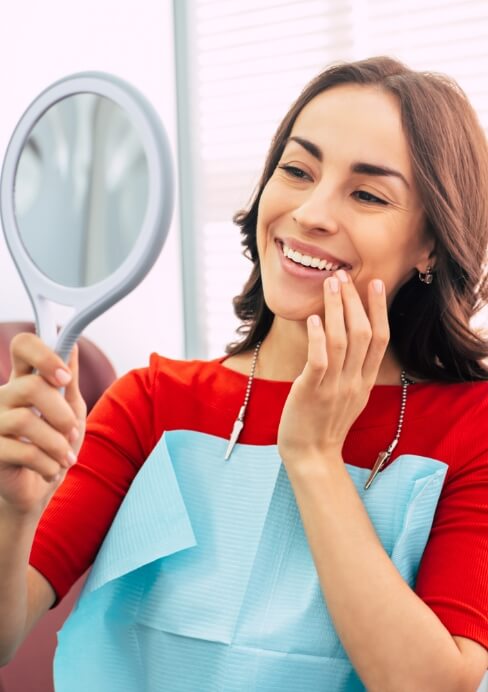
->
[256,84,434,320]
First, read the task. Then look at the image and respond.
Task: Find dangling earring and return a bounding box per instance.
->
[418,265,434,285]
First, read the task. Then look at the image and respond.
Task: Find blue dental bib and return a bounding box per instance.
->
[54,430,447,691]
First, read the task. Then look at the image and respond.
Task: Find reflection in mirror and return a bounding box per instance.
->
[15,94,149,287]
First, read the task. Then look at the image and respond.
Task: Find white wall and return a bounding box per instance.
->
[0,0,184,376]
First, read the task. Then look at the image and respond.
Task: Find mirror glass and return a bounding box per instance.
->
[14,93,149,287]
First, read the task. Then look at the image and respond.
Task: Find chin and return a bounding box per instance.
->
[264,290,323,323]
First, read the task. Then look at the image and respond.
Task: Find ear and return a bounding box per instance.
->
[415,233,437,274]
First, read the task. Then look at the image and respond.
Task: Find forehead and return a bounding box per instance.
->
[289,84,413,175]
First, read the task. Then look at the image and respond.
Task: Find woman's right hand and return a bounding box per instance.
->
[0,333,87,517]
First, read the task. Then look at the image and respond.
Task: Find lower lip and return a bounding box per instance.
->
[276,241,341,280]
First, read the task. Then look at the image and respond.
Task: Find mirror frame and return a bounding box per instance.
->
[0,72,174,358]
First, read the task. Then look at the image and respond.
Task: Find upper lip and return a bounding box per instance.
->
[278,237,351,268]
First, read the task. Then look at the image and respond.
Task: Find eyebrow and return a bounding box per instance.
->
[285,136,410,190]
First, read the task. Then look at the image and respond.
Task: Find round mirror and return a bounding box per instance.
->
[1,72,174,360]
[15,93,149,288]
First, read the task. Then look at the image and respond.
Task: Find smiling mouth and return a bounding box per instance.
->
[280,242,347,272]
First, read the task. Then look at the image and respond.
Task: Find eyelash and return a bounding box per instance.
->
[353,190,388,206]
[278,164,310,180]
[277,164,389,206]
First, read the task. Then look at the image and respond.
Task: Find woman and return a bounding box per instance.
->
[0,57,487,691]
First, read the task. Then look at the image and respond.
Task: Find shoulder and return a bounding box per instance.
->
[410,378,488,419]
[146,353,226,392]
[115,354,245,442]
[429,379,488,475]
[98,354,235,421]
[388,378,488,479]
[105,353,225,397]
[438,379,488,422]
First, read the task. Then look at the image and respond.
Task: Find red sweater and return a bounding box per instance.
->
[30,354,488,649]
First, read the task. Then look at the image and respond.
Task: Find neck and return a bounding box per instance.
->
[255,317,404,385]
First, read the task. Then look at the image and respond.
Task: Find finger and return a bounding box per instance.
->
[9,333,72,388]
[362,279,390,385]
[300,315,328,387]
[0,436,69,483]
[64,344,87,423]
[322,276,347,378]
[3,375,79,437]
[336,270,373,379]
[67,342,78,372]
[0,408,77,469]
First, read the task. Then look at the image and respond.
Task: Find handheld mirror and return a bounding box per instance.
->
[0,71,174,362]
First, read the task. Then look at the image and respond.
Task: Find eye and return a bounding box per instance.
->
[354,190,388,206]
[277,164,311,181]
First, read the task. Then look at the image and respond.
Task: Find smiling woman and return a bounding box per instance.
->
[1,57,487,692]
[229,58,488,385]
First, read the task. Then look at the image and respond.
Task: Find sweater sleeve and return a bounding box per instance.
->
[414,397,488,649]
[29,357,158,603]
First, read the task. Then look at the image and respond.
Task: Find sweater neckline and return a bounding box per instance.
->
[216,355,435,389]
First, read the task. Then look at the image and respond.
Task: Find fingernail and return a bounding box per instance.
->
[373,279,384,294]
[67,451,77,466]
[309,315,321,327]
[69,427,79,443]
[56,368,71,385]
[336,269,348,283]
[328,277,339,293]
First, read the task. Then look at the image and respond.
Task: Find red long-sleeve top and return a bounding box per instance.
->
[30,354,488,649]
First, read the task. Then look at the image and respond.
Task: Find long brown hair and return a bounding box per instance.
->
[227,56,488,382]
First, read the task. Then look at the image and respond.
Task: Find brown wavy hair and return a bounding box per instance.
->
[226,56,488,382]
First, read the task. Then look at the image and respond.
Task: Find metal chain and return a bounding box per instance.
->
[379,370,411,460]
[241,340,262,412]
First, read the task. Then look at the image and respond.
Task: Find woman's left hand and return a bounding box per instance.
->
[277,270,390,469]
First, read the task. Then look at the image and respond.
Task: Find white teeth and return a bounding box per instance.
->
[282,243,343,271]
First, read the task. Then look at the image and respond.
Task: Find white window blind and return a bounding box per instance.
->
[176,0,488,359]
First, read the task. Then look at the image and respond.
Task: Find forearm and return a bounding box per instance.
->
[287,459,466,692]
[0,502,40,665]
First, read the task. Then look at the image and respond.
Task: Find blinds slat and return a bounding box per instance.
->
[196,0,309,22]
[198,30,340,66]
[197,17,351,53]
[368,0,487,18]
[196,1,351,36]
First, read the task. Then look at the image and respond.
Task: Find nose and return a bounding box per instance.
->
[292,185,340,235]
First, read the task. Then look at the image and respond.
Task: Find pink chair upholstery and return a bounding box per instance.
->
[0,578,87,692]
[0,322,117,692]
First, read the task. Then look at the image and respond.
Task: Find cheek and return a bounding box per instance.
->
[255,215,266,263]
[256,178,290,227]
[352,253,416,311]
[256,189,275,256]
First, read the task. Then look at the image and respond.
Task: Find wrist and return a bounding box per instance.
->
[0,497,44,528]
[282,449,346,481]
